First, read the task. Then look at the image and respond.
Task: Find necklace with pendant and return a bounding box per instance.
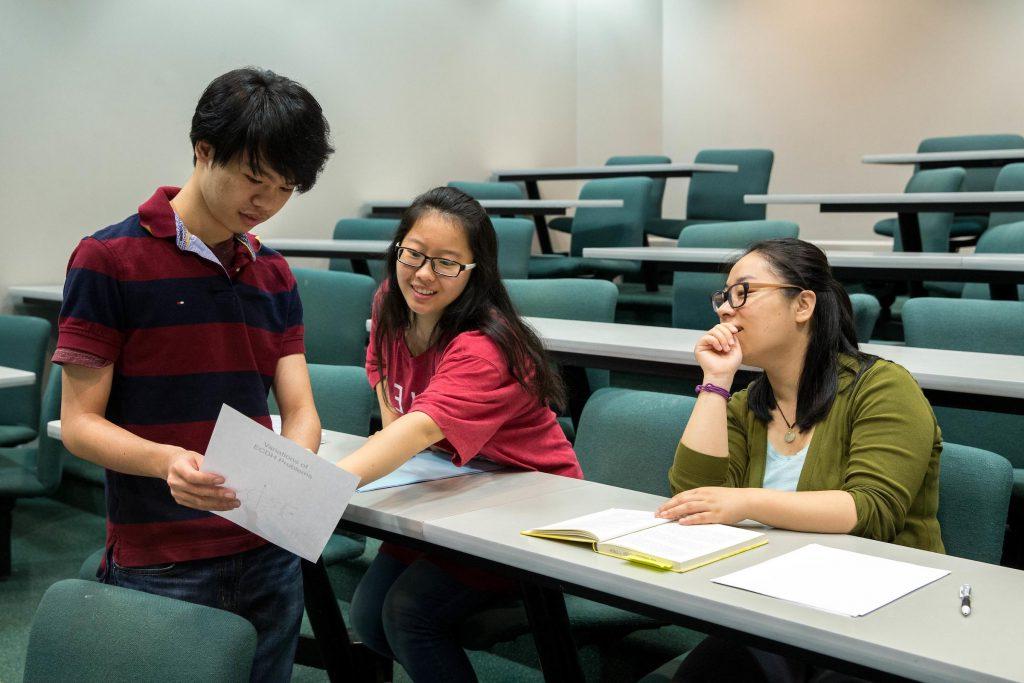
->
[776,404,798,443]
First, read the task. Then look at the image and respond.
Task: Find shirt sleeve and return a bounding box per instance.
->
[669,389,751,494]
[843,362,939,543]
[408,347,522,465]
[51,348,112,368]
[280,275,304,357]
[55,237,126,363]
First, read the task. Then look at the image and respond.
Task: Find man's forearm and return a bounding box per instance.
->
[280,404,322,453]
[62,413,174,479]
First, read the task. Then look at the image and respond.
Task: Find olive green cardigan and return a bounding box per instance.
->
[670,356,944,553]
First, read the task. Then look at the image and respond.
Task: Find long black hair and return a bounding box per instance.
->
[741,238,876,430]
[372,186,566,411]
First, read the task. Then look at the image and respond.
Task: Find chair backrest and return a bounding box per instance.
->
[672,220,799,330]
[24,579,257,683]
[574,388,695,495]
[307,364,374,436]
[902,297,1024,471]
[490,218,533,280]
[686,149,774,222]
[504,279,618,391]
[917,134,1024,193]
[569,177,653,257]
[937,442,1013,564]
[0,314,50,433]
[447,181,525,200]
[607,155,671,220]
[849,293,880,343]
[36,367,67,492]
[988,162,1024,229]
[961,221,1024,299]
[892,167,965,252]
[293,268,376,366]
[330,218,399,280]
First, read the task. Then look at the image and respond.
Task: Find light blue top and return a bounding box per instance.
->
[762,440,809,492]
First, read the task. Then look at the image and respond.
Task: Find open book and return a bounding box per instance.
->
[522,508,767,572]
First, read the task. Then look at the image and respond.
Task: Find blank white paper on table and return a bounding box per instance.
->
[203,405,360,562]
[712,543,949,617]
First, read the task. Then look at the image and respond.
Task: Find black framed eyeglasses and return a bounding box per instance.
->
[395,245,476,278]
[710,281,804,312]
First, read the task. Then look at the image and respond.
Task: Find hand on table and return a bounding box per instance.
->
[656,486,751,526]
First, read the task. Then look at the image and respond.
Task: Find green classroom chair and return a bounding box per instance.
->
[457,388,704,678]
[24,579,257,683]
[938,442,1013,564]
[901,297,1024,556]
[329,218,398,281]
[293,268,376,367]
[961,221,1024,300]
[307,363,374,437]
[875,134,1024,244]
[0,314,50,447]
[447,180,526,201]
[671,220,799,331]
[0,367,65,577]
[491,218,534,280]
[549,155,671,236]
[528,177,653,279]
[646,149,774,240]
[849,293,881,343]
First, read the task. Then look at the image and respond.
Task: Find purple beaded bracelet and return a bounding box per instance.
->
[695,383,731,400]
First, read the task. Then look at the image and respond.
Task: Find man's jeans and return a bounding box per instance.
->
[104,542,303,683]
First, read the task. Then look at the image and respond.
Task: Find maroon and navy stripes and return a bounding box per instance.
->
[57,187,303,566]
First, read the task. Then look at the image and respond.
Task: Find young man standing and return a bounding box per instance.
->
[57,67,333,681]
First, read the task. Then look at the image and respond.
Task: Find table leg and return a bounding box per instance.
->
[562,365,591,432]
[896,212,923,253]
[525,180,554,254]
[301,558,363,682]
[352,259,372,277]
[520,581,584,683]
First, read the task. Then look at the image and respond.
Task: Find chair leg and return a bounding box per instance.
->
[0,498,14,579]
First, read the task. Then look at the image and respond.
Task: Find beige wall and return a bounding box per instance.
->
[661,0,1024,238]
[0,0,588,308]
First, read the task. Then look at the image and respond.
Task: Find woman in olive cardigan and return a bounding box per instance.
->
[658,238,943,682]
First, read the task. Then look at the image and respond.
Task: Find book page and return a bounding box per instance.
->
[527,508,667,543]
[712,543,950,617]
[608,523,766,564]
[202,405,360,562]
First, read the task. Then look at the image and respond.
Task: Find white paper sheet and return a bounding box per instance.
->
[712,543,950,617]
[356,450,503,492]
[530,508,666,543]
[202,405,360,562]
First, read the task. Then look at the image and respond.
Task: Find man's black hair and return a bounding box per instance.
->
[190,67,333,193]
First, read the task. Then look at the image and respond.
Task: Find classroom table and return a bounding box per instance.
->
[0,366,36,389]
[522,316,1024,425]
[8,284,63,307]
[365,199,623,255]
[261,238,390,276]
[46,417,1024,682]
[492,164,737,256]
[580,246,1024,301]
[744,191,1024,253]
[863,149,1024,170]
[427,478,1024,683]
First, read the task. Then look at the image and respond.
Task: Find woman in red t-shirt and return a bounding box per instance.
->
[337,186,581,682]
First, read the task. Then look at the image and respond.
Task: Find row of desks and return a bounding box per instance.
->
[41,418,1024,682]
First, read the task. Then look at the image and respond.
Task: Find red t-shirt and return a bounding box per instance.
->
[366,320,582,480]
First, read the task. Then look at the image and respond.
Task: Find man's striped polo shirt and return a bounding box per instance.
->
[56,186,304,567]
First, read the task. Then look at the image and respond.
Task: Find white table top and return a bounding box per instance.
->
[261,238,390,254]
[426,478,1024,683]
[580,246,1024,272]
[863,149,1024,165]
[493,163,738,177]
[745,191,1024,206]
[807,239,892,251]
[523,316,1024,399]
[9,284,64,302]
[367,199,623,210]
[0,366,36,389]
